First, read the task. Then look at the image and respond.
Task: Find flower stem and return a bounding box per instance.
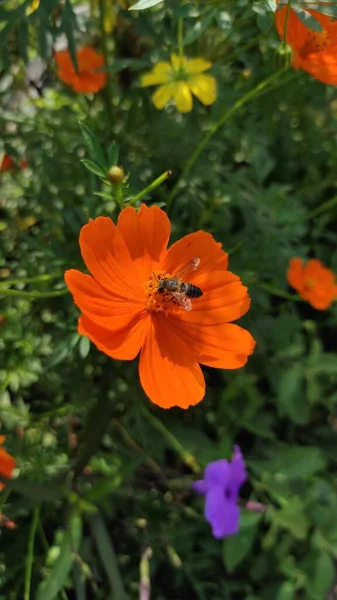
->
[129,171,172,206]
[0,273,62,286]
[300,194,337,221]
[24,506,40,600]
[259,283,301,301]
[0,287,67,299]
[140,404,200,473]
[166,69,287,213]
[178,18,184,66]
[283,0,293,45]
[97,0,114,128]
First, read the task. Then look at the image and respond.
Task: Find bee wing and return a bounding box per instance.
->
[174,257,200,280]
[172,291,192,312]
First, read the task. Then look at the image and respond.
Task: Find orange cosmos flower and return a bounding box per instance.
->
[287,257,337,310]
[0,154,15,173]
[65,205,255,409]
[0,436,16,490]
[275,5,337,84]
[55,46,107,94]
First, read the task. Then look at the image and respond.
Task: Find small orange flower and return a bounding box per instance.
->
[55,46,107,94]
[287,257,337,310]
[65,205,255,409]
[275,6,337,84]
[0,436,15,490]
[0,154,15,173]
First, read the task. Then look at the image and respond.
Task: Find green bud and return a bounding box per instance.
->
[275,43,293,70]
[108,165,125,184]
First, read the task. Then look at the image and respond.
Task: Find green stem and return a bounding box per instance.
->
[259,283,301,301]
[283,0,293,45]
[128,170,172,206]
[166,69,287,213]
[24,506,40,600]
[140,404,200,473]
[300,194,337,221]
[97,0,114,128]
[0,287,67,299]
[0,273,61,286]
[178,17,184,64]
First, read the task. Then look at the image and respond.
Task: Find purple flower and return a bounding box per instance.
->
[192,446,247,539]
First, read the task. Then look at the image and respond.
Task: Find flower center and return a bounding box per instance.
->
[144,271,182,314]
[300,29,330,57]
[304,277,316,290]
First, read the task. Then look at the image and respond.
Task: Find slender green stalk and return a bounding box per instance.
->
[283,0,293,44]
[0,273,61,286]
[97,0,114,128]
[300,195,337,221]
[129,171,172,206]
[166,69,287,212]
[24,506,40,600]
[140,404,200,473]
[178,18,184,65]
[0,287,67,299]
[259,283,301,301]
[89,513,126,600]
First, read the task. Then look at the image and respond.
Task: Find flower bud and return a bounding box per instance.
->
[108,165,125,185]
[275,43,293,70]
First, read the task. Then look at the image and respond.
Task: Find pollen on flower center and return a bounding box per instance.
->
[144,271,181,314]
[301,29,330,56]
[304,277,316,289]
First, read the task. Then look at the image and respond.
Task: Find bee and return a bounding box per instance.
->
[157,257,203,311]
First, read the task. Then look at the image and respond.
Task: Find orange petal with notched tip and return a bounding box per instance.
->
[65,270,144,330]
[139,314,205,408]
[117,204,171,280]
[79,313,149,360]
[79,217,143,300]
[168,318,256,370]
[163,231,227,281]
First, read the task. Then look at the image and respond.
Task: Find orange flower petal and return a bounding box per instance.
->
[117,204,171,278]
[275,6,310,48]
[65,270,144,329]
[0,154,15,173]
[79,217,143,300]
[79,313,149,360]
[287,257,303,291]
[0,436,5,445]
[139,315,205,408]
[163,231,227,283]
[168,318,255,370]
[0,446,15,490]
[178,272,251,325]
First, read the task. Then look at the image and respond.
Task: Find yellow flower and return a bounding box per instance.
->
[141,54,217,113]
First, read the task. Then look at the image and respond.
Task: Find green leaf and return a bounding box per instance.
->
[80,160,106,178]
[223,512,261,572]
[276,582,296,600]
[129,0,163,11]
[182,10,217,46]
[308,551,334,600]
[291,2,337,19]
[0,475,66,502]
[272,497,309,540]
[36,512,82,600]
[89,513,126,599]
[79,336,90,359]
[108,141,119,167]
[60,0,78,72]
[291,7,322,31]
[79,122,107,169]
[277,365,310,424]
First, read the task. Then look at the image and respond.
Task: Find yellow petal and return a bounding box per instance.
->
[170,54,187,72]
[185,57,212,74]
[174,82,193,112]
[141,62,172,87]
[188,74,217,106]
[152,83,176,110]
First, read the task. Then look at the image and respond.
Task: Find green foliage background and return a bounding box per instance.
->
[1,0,337,598]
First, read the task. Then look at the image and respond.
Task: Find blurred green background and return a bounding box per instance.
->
[1,0,337,598]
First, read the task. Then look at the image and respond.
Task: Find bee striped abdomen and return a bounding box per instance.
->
[183,283,203,298]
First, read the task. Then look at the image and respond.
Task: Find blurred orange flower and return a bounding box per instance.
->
[275,6,337,84]
[55,46,107,94]
[0,154,15,173]
[65,205,255,409]
[287,257,337,309]
[0,436,15,490]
